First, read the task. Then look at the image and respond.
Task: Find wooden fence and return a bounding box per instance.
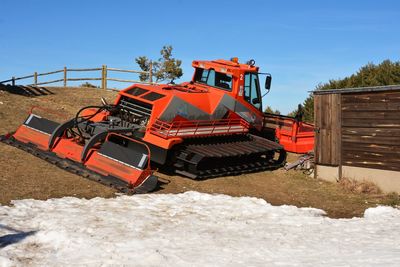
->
[314,85,400,176]
[0,64,153,89]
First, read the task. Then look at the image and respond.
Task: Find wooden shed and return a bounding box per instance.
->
[313,85,400,193]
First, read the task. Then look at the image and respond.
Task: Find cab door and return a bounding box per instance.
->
[239,72,264,129]
[243,73,262,111]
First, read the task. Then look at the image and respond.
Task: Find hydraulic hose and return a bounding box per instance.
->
[73,105,117,140]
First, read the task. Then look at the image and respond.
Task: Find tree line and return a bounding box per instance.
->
[285,59,400,122]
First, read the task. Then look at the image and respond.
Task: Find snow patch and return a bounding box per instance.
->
[0,191,400,266]
[364,205,400,219]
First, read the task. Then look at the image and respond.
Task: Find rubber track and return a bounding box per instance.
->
[173,134,287,179]
[0,135,154,194]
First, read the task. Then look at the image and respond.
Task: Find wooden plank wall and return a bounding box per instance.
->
[314,93,341,165]
[341,91,400,172]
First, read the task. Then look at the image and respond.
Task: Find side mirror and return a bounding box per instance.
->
[265,74,272,90]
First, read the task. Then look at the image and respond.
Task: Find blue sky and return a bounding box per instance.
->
[1,0,399,114]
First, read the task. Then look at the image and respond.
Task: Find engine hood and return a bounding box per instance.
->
[117,81,261,127]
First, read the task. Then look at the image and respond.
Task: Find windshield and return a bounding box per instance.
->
[193,68,232,91]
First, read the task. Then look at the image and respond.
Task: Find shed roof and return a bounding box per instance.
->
[312,84,400,95]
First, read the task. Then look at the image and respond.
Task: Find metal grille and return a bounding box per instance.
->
[119,96,152,119]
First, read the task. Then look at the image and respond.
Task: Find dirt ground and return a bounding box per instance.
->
[0,86,398,218]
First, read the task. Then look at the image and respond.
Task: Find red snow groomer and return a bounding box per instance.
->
[1,58,314,193]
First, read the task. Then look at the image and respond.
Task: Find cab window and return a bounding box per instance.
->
[194,68,232,91]
[244,73,262,110]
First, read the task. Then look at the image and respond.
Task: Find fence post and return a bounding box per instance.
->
[63,67,67,87]
[149,61,153,83]
[12,77,15,86]
[102,65,107,89]
[34,72,38,86]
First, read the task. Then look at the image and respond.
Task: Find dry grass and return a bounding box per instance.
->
[339,177,381,194]
[384,192,400,206]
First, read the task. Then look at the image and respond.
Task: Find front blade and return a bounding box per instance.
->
[12,114,60,150]
[85,140,155,190]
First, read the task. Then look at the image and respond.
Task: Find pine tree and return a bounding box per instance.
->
[135,45,183,83]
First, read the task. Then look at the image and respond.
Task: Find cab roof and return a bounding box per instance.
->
[192,59,259,76]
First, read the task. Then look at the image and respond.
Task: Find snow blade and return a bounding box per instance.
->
[84,134,157,192]
[13,114,60,150]
[0,135,143,193]
[4,114,158,194]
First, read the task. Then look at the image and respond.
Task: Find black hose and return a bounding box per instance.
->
[73,105,118,140]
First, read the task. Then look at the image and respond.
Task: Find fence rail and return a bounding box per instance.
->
[0,65,153,89]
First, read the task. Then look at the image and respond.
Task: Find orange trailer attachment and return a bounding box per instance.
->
[263,113,314,154]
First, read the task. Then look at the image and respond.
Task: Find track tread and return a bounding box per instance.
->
[174,134,286,179]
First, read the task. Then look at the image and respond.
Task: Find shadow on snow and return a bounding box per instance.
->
[0,224,37,248]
